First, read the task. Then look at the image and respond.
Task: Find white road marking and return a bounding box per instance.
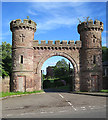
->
[72,106,77,111]
[7,114,13,117]
[41,112,47,114]
[49,112,54,113]
[89,106,92,108]
[68,102,72,106]
[58,94,64,98]
[89,106,95,109]
[58,93,77,111]
[19,107,24,109]
[81,107,86,109]
[20,113,25,116]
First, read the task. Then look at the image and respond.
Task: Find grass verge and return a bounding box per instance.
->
[100,89,108,93]
[0,90,44,98]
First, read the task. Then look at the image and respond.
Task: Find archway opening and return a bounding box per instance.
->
[41,56,75,92]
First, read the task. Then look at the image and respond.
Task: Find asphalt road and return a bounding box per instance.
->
[2,92,107,118]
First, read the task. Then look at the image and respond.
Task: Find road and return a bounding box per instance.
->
[2,91,107,118]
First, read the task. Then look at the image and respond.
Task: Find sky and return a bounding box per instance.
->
[1,1,107,74]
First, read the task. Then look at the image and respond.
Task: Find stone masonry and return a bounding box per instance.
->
[10,19,103,92]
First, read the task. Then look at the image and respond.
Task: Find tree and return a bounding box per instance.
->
[54,59,69,78]
[102,47,108,62]
[1,42,12,78]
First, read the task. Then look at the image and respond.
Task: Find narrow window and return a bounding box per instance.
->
[93,55,96,64]
[93,39,95,43]
[21,55,23,64]
[20,34,25,42]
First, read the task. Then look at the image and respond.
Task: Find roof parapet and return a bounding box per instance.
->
[10,19,37,32]
[78,19,103,34]
[33,40,82,49]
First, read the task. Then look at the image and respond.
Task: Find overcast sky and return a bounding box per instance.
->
[1,1,107,74]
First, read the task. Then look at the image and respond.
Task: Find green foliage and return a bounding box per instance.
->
[54,59,71,78]
[78,16,90,23]
[1,90,44,98]
[27,16,29,19]
[102,47,108,62]
[100,89,108,93]
[42,73,46,80]
[1,42,12,78]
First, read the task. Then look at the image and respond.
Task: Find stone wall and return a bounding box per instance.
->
[0,77,10,92]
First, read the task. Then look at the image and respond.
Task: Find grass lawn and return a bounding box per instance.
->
[0,90,44,98]
[100,89,108,93]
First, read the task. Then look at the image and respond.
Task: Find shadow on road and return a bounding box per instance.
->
[43,88,71,93]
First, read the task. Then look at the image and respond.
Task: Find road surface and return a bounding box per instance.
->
[2,92,107,118]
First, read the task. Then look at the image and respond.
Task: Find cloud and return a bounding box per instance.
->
[28,2,92,32]
[28,9,38,15]
[28,2,105,34]
[102,43,106,47]
[104,31,108,33]
[37,16,77,31]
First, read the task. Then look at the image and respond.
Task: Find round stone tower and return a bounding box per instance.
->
[78,19,103,91]
[10,19,36,92]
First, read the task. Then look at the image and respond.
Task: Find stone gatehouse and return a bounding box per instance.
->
[10,19,103,92]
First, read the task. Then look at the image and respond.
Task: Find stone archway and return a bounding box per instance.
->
[34,50,80,91]
[10,19,103,92]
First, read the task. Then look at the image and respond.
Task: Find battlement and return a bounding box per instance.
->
[33,40,82,49]
[10,19,37,32]
[78,19,103,34]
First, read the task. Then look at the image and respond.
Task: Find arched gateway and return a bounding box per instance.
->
[10,19,103,92]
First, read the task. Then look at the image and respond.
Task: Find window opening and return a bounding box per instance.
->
[21,55,23,64]
[93,55,96,64]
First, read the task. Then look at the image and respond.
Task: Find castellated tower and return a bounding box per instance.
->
[78,20,103,91]
[10,19,36,92]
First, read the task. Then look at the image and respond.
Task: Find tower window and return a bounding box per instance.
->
[93,39,95,43]
[93,55,96,64]
[21,55,23,64]
[20,34,25,42]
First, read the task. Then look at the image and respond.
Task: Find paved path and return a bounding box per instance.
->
[2,92,107,118]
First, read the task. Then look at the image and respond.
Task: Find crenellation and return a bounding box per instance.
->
[16,19,22,24]
[75,41,82,48]
[33,40,82,49]
[55,40,60,45]
[10,19,36,32]
[88,19,93,26]
[48,40,53,45]
[78,19,103,34]
[94,20,100,26]
[68,40,74,46]
[61,40,67,45]
[33,40,39,46]
[41,40,46,45]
